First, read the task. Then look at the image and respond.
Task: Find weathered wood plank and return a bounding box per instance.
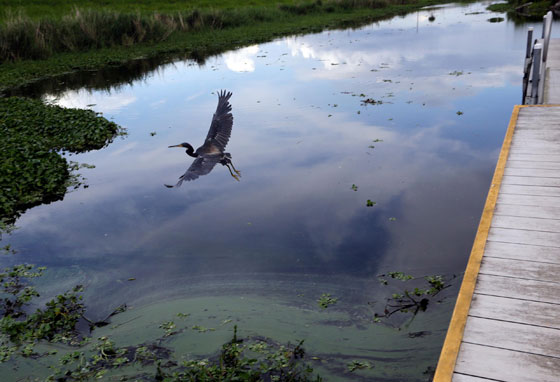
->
[494,203,560,219]
[487,226,560,248]
[509,146,560,154]
[512,137,560,146]
[497,193,560,206]
[512,131,560,140]
[500,184,560,196]
[501,175,560,187]
[517,114,560,120]
[504,168,560,178]
[507,154,560,163]
[469,294,560,329]
[484,241,560,264]
[454,342,560,382]
[461,316,560,357]
[515,124,560,133]
[452,373,496,382]
[544,69,560,104]
[510,141,560,148]
[475,273,560,304]
[518,107,560,116]
[479,256,560,283]
[506,160,560,170]
[491,215,560,233]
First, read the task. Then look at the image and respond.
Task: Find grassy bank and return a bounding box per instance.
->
[487,0,556,19]
[0,0,456,92]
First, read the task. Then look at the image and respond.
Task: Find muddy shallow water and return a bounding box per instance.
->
[3,2,557,380]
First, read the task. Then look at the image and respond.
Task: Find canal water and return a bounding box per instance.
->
[2,2,558,380]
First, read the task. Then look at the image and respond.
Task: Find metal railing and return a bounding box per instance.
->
[523,11,553,105]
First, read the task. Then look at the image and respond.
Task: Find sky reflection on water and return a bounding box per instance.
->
[3,2,558,380]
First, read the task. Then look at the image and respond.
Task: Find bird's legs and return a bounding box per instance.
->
[225,162,240,181]
[220,157,241,181]
[228,160,241,177]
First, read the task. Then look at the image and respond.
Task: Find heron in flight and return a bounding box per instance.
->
[166,90,241,187]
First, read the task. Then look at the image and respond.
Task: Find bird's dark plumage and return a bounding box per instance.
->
[166,90,240,187]
[205,90,233,152]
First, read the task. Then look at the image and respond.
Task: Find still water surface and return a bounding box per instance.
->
[4,2,557,380]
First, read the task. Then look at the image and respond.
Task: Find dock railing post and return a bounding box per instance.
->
[522,28,534,103]
[526,27,534,59]
[543,11,552,62]
[530,43,543,104]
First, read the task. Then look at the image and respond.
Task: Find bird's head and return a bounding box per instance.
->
[168,142,191,149]
[169,142,197,157]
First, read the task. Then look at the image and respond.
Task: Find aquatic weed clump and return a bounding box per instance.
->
[0,264,322,381]
[373,271,456,327]
[0,96,121,223]
[0,264,87,361]
[46,327,322,382]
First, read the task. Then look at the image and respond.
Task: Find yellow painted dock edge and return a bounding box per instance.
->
[432,105,525,382]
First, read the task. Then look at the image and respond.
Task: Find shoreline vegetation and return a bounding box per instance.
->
[0,0,465,92]
[487,0,558,19]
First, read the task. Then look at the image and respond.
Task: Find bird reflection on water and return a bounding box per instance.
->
[166,90,241,187]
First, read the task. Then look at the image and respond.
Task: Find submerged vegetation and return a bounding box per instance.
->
[0,97,122,224]
[373,272,455,327]
[0,264,321,381]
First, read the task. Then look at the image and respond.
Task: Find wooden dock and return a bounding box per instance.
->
[433,105,560,382]
[433,12,560,381]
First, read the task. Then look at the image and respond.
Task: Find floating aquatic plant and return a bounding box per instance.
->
[317,293,337,309]
[373,272,455,327]
[0,97,122,225]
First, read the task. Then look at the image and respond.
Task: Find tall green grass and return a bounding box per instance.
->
[0,0,407,62]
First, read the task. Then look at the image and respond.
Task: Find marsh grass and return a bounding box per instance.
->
[0,0,416,62]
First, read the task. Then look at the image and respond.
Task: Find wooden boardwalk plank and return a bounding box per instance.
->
[511,130,560,140]
[497,193,560,206]
[487,226,560,248]
[452,374,496,382]
[494,203,560,219]
[454,343,560,382]
[491,215,560,233]
[479,256,560,285]
[483,241,560,264]
[504,167,560,178]
[506,154,560,163]
[469,294,560,329]
[501,175,560,186]
[510,141,560,149]
[461,316,560,358]
[506,160,560,170]
[475,273,560,305]
[499,183,560,196]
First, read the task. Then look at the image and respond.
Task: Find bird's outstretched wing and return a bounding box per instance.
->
[165,156,222,188]
[204,90,233,151]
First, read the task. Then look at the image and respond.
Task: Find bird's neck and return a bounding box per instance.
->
[185,144,198,157]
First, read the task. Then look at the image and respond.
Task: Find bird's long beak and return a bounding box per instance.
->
[168,144,182,148]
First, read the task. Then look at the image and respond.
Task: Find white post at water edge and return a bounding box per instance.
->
[543,11,553,63]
